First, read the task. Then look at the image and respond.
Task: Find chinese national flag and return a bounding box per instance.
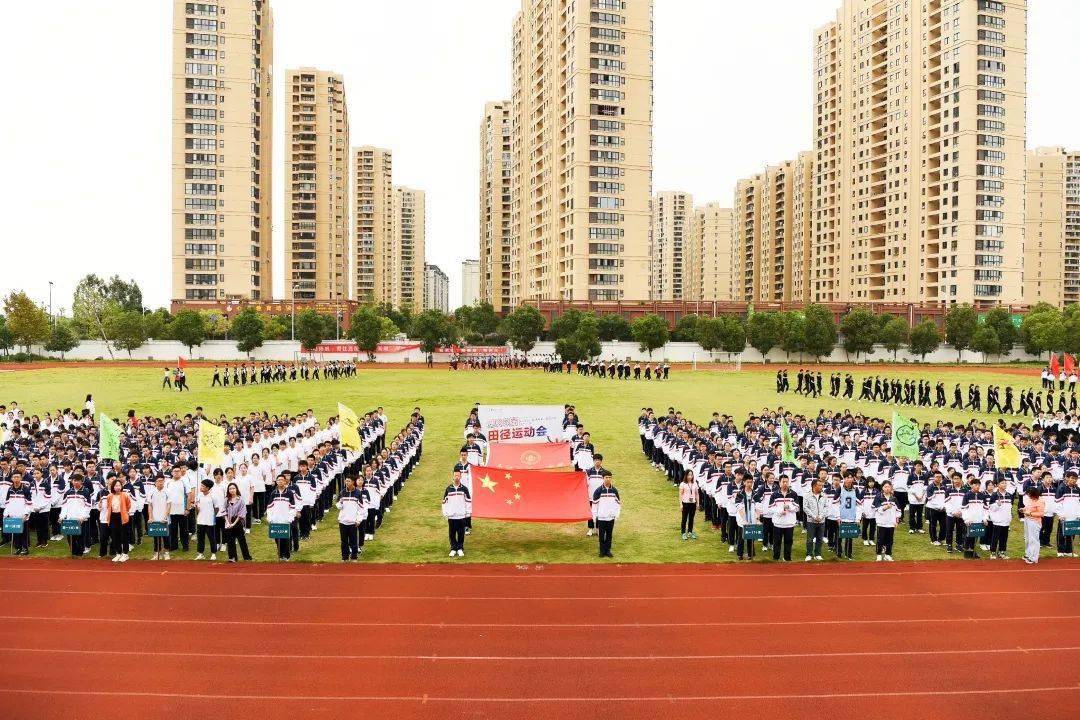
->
[178,356,188,369]
[1051,354,1061,377]
[1066,354,1076,376]
[470,466,591,523]
[487,441,571,470]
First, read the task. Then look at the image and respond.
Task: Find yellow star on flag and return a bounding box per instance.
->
[513,482,521,489]
[479,475,498,493]
[504,473,513,480]
[514,493,521,500]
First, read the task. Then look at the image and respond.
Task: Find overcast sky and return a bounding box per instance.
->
[1,0,1076,313]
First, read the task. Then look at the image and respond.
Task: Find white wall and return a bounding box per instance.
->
[29,339,1042,364]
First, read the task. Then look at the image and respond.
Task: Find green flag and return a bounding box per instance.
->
[780,417,795,463]
[99,413,121,461]
[891,411,919,460]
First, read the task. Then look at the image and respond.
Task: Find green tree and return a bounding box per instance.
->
[839,308,878,359]
[103,276,143,313]
[597,313,632,342]
[671,314,700,342]
[44,319,78,360]
[106,309,147,358]
[971,325,1001,362]
[630,314,669,358]
[780,312,807,360]
[469,302,500,336]
[411,310,458,357]
[294,309,327,351]
[909,320,941,361]
[555,314,601,363]
[143,308,172,340]
[264,314,290,340]
[982,307,1017,356]
[716,316,747,354]
[746,312,784,358]
[170,310,207,354]
[377,303,413,335]
[349,308,386,359]
[1020,303,1065,355]
[231,308,265,355]
[549,308,588,340]
[201,311,229,339]
[0,316,13,355]
[944,303,978,360]
[3,291,50,352]
[878,317,911,360]
[72,274,121,359]
[802,304,838,361]
[499,305,545,353]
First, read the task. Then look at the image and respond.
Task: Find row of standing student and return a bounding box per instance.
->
[641,408,1080,563]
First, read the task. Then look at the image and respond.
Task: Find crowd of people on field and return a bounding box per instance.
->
[448,354,529,370]
[206,360,358,388]
[0,400,425,563]
[534,355,672,380]
[639,406,1079,564]
[776,368,1073,418]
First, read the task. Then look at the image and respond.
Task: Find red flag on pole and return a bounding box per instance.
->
[178,356,187,369]
[470,466,591,522]
[1066,354,1075,376]
[1051,354,1061,377]
[487,441,571,470]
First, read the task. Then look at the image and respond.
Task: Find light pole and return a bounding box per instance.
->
[48,281,54,328]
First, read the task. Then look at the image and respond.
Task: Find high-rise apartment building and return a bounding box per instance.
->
[687,203,735,302]
[812,0,1027,304]
[392,187,426,310]
[283,68,348,300]
[353,146,393,303]
[479,102,513,313]
[1025,148,1080,306]
[732,155,813,303]
[508,0,653,305]
[172,0,273,301]
[423,264,450,313]
[650,192,692,300]
[461,259,481,307]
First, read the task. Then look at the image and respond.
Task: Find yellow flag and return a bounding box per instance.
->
[198,419,227,466]
[993,426,1021,469]
[338,402,362,452]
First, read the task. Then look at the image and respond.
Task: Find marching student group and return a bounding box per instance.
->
[0,401,425,563]
[640,405,1080,564]
[442,405,622,557]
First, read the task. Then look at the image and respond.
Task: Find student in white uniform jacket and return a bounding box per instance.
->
[592,475,621,559]
[442,471,472,557]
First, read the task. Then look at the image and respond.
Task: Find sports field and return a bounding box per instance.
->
[0,363,1054,564]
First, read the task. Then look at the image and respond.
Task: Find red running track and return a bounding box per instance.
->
[0,559,1078,720]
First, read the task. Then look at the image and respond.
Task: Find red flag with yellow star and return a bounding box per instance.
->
[487,441,571,470]
[470,466,592,522]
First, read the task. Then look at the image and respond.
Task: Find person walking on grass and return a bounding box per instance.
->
[1022,488,1046,564]
[679,470,698,540]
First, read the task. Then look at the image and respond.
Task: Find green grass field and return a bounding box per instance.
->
[0,364,1055,563]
